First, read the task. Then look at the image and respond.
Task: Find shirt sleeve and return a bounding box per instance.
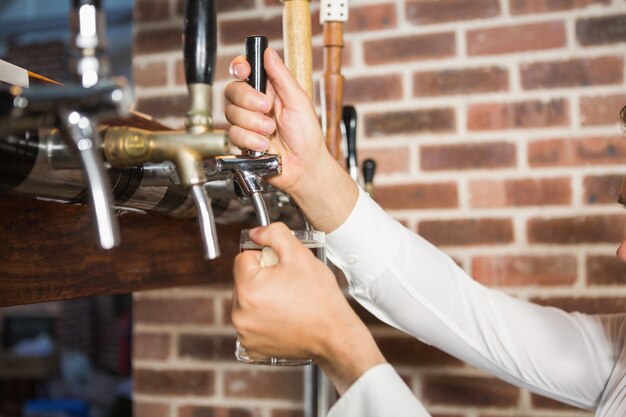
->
[327,364,431,417]
[326,187,618,411]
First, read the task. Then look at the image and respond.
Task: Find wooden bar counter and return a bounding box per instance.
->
[0,196,245,307]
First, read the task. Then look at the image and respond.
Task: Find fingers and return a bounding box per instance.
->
[227,125,270,152]
[225,103,275,136]
[264,48,312,109]
[249,223,303,263]
[225,80,272,114]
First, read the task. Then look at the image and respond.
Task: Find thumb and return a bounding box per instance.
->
[249,222,302,265]
[233,250,263,287]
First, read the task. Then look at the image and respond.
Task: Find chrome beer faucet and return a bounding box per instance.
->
[102,0,228,259]
[0,0,132,250]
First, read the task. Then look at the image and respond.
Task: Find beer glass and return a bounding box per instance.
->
[236,228,326,365]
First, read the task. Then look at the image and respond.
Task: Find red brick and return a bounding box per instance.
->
[364,33,456,65]
[375,336,463,367]
[134,333,170,360]
[224,370,303,401]
[271,411,304,417]
[179,405,256,417]
[135,0,171,23]
[583,174,623,204]
[134,61,168,88]
[219,15,284,46]
[587,255,626,286]
[135,27,183,55]
[414,66,509,97]
[178,334,237,361]
[421,142,517,171]
[365,108,455,137]
[345,3,397,32]
[472,255,577,286]
[344,74,403,103]
[531,296,626,314]
[528,136,626,167]
[358,147,411,175]
[419,218,514,246]
[135,369,215,395]
[511,0,610,14]
[531,393,582,410]
[576,15,626,46]
[580,94,626,126]
[422,375,520,407]
[469,178,571,208]
[135,402,170,417]
[521,56,623,89]
[467,22,566,56]
[136,95,189,119]
[134,298,214,325]
[527,215,626,244]
[375,182,458,210]
[468,99,569,131]
[407,0,500,25]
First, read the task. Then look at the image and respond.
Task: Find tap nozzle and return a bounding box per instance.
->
[203,154,281,226]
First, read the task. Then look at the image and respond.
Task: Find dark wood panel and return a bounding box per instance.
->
[0,196,250,307]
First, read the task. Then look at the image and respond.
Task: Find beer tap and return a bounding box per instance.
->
[0,75,132,251]
[102,0,228,259]
[202,36,281,227]
[342,105,359,183]
[362,159,376,198]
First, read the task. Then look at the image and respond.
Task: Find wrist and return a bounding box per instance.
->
[288,152,359,234]
[314,314,386,395]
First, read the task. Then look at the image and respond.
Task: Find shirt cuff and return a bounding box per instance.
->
[327,364,431,417]
[326,187,404,288]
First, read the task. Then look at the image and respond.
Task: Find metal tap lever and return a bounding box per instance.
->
[184,0,221,258]
[221,35,277,226]
[184,0,217,134]
[342,105,359,183]
[245,35,268,158]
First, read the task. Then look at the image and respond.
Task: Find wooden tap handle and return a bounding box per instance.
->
[280,0,313,99]
[321,21,345,162]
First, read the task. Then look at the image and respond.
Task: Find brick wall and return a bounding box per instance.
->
[132,0,626,416]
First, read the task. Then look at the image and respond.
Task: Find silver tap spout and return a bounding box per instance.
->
[191,184,220,259]
[203,153,281,226]
[57,109,120,249]
[0,80,132,249]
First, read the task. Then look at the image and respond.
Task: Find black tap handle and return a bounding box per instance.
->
[245,36,268,94]
[184,0,217,85]
[362,159,376,184]
[343,105,357,170]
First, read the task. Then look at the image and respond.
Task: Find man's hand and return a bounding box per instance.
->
[232,222,386,394]
[225,49,359,234]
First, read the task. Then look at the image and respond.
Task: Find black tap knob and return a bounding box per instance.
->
[245,35,268,94]
[183,0,217,85]
[343,105,358,181]
[245,35,268,158]
[362,158,376,197]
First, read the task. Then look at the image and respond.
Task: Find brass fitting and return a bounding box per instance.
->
[102,126,228,187]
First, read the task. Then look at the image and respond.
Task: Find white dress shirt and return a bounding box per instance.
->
[325,188,626,417]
